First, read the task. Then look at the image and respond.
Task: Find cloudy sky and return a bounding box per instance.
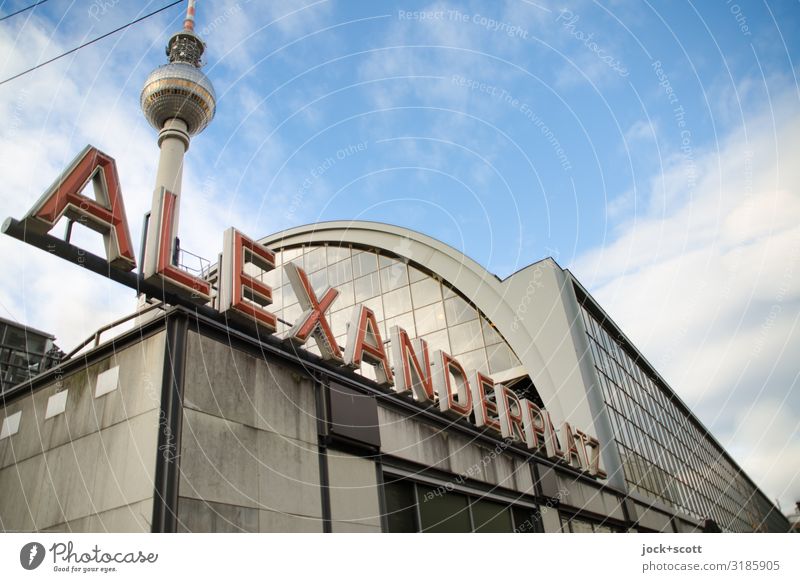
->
[0,1,797,512]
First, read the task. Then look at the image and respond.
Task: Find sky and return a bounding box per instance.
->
[0,0,798,514]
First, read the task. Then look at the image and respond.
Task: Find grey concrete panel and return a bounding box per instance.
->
[331,520,381,533]
[183,332,318,445]
[259,509,324,533]
[254,357,317,445]
[540,505,563,533]
[177,497,259,532]
[511,459,535,495]
[95,333,165,429]
[556,474,626,522]
[0,454,45,531]
[635,502,673,532]
[90,499,153,532]
[1,332,165,470]
[327,450,380,527]
[257,430,321,518]
[376,406,451,472]
[183,332,258,428]
[179,408,259,508]
[41,499,153,533]
[34,431,101,529]
[675,518,702,533]
[90,410,160,516]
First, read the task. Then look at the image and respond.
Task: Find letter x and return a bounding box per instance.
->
[284,262,342,361]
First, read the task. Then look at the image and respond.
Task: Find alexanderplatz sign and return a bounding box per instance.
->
[2,145,607,480]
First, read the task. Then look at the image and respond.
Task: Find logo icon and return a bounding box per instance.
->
[20,542,46,570]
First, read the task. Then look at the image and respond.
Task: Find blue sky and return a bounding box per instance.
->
[0,1,798,512]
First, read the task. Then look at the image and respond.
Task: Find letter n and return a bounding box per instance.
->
[433,350,472,418]
[390,325,433,401]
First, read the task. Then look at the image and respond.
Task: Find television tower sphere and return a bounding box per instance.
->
[140,26,216,136]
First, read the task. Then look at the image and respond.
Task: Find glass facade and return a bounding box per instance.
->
[383,475,542,533]
[0,319,60,393]
[259,244,522,381]
[577,300,785,532]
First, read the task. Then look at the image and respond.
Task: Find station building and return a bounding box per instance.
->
[0,1,789,534]
[0,220,789,533]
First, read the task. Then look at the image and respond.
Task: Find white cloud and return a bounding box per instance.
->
[571,86,800,510]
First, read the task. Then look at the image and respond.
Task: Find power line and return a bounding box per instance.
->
[0,0,185,87]
[0,0,51,23]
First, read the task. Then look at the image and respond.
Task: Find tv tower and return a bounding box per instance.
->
[140,0,215,284]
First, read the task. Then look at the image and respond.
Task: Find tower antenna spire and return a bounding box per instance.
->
[184,0,196,32]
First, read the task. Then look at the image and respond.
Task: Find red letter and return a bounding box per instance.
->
[494,383,526,443]
[433,351,473,418]
[283,262,342,361]
[560,422,586,471]
[521,401,558,458]
[577,430,607,478]
[219,227,277,333]
[390,326,433,401]
[344,305,393,386]
[145,189,212,302]
[470,372,501,433]
[23,145,135,270]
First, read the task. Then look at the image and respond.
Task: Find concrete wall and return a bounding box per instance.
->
[377,406,535,496]
[177,331,324,532]
[0,332,165,532]
[327,451,381,533]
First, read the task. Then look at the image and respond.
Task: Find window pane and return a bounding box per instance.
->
[448,320,483,354]
[327,245,350,263]
[383,479,417,533]
[568,517,594,533]
[380,263,409,291]
[328,259,353,287]
[354,272,381,302]
[352,251,378,277]
[417,485,471,532]
[512,506,542,533]
[410,278,441,308]
[444,295,478,325]
[383,286,412,318]
[414,303,446,335]
[481,319,503,346]
[471,499,514,532]
[304,247,327,272]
